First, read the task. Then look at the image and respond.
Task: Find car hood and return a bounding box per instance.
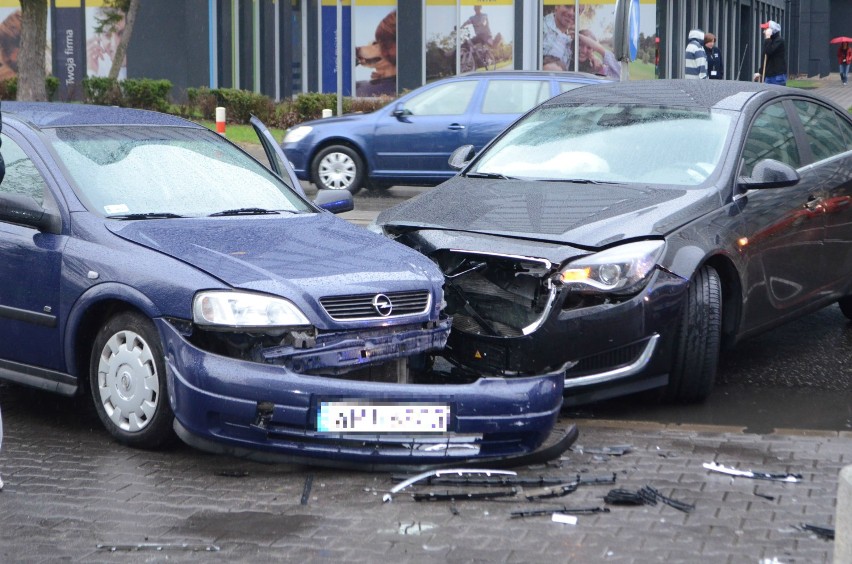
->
[106,213,442,296]
[377,176,723,248]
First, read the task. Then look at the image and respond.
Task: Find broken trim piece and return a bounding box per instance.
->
[703,461,802,482]
[384,468,517,503]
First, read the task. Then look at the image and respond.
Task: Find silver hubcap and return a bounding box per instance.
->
[318,152,356,190]
[97,329,159,433]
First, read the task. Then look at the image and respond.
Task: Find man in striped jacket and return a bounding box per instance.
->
[684,29,708,79]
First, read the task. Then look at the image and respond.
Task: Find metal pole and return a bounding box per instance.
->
[336,0,342,116]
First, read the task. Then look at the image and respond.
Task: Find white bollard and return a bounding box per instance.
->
[836,465,852,563]
[215,106,226,135]
[321,108,333,118]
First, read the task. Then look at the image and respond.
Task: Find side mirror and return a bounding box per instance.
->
[0,193,61,233]
[738,158,800,190]
[391,104,410,119]
[448,144,475,170]
[313,189,354,214]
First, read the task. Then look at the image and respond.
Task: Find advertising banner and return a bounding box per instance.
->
[52,0,85,100]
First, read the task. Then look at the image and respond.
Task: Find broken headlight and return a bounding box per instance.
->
[557,240,664,295]
[192,290,310,330]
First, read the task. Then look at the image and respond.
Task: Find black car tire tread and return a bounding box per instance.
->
[665,265,722,403]
[89,311,175,449]
[838,296,852,320]
[311,144,365,195]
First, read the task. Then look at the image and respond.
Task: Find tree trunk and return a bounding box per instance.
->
[18,0,48,101]
[108,0,139,80]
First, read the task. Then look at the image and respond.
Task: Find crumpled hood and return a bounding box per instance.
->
[106,212,443,298]
[377,176,723,248]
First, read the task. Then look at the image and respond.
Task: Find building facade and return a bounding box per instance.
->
[36,0,847,102]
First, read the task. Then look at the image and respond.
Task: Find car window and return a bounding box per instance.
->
[791,100,850,162]
[0,133,47,206]
[472,104,732,186]
[740,102,800,177]
[44,126,313,218]
[559,81,587,93]
[481,80,550,114]
[403,80,477,115]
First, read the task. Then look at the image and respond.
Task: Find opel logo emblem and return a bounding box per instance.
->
[372,294,393,317]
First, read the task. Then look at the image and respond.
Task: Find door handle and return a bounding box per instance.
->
[448,124,465,130]
[804,197,823,212]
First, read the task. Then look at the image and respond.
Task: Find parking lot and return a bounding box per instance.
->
[0,380,847,563]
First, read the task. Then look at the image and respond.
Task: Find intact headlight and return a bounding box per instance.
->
[558,240,665,294]
[193,291,310,328]
[283,125,313,144]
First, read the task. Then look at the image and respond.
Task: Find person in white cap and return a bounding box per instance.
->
[753,20,786,85]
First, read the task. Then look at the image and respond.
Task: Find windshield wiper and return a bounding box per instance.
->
[540,178,617,185]
[208,207,285,217]
[464,172,515,180]
[108,212,185,220]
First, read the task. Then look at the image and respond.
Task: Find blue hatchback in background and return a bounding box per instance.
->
[282,71,609,194]
[0,102,566,469]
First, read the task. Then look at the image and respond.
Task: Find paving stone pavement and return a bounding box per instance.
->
[2,77,852,563]
[0,384,848,563]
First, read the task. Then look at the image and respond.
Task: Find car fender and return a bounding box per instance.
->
[62,282,163,378]
[310,134,376,173]
[665,244,711,280]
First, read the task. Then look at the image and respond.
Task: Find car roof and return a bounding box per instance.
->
[1,101,202,129]
[543,78,834,111]
[457,70,609,82]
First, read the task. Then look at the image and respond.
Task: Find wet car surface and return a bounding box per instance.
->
[281,71,608,194]
[0,102,564,468]
[374,80,852,406]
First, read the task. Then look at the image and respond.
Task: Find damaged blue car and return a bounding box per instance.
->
[0,103,564,469]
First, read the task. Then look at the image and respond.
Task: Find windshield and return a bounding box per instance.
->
[472,104,733,186]
[44,126,313,217]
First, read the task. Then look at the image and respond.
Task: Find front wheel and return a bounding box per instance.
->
[89,311,174,449]
[311,144,365,195]
[664,266,722,403]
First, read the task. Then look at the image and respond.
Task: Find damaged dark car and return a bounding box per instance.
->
[0,103,565,469]
[374,80,852,405]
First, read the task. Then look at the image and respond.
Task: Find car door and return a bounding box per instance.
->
[0,130,66,373]
[466,78,553,152]
[737,100,827,331]
[371,79,478,182]
[250,116,306,196]
[788,99,852,288]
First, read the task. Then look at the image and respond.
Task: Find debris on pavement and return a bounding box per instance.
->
[703,461,802,482]
[300,474,314,505]
[383,468,517,502]
[797,523,835,540]
[575,444,632,456]
[510,507,610,519]
[551,513,578,525]
[413,489,518,502]
[96,543,221,552]
[603,486,694,513]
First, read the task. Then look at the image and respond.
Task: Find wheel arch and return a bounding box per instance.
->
[65,283,161,390]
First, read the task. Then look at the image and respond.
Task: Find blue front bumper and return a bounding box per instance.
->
[157,320,564,469]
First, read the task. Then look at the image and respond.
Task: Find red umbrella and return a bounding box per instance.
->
[830,36,852,44]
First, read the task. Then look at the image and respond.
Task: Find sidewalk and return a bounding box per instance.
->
[805,71,852,109]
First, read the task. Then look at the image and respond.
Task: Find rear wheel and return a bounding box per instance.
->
[664,266,722,403]
[89,311,174,449]
[839,296,852,320]
[311,144,365,195]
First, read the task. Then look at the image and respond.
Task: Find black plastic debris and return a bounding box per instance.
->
[753,486,775,501]
[604,486,694,513]
[703,461,802,482]
[579,445,632,456]
[97,543,220,552]
[522,481,579,501]
[412,488,518,502]
[798,523,835,540]
[510,507,610,519]
[300,474,314,505]
[216,470,249,478]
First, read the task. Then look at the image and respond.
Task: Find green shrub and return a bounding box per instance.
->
[0,76,61,101]
[210,87,276,124]
[83,76,123,106]
[121,78,172,112]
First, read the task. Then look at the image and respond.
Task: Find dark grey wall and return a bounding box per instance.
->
[128,0,209,100]
[793,0,831,77]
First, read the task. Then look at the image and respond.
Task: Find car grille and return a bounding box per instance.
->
[565,340,648,378]
[320,290,431,320]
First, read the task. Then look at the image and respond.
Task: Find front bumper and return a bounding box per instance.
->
[157,319,564,469]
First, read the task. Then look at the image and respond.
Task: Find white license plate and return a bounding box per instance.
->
[316,401,450,434]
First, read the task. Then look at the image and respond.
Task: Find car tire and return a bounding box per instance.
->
[311,144,365,195]
[89,311,175,449]
[664,265,722,403]
[839,296,852,320]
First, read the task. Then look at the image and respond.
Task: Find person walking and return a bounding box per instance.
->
[753,20,786,85]
[838,41,852,85]
[704,32,724,79]
[684,29,708,79]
